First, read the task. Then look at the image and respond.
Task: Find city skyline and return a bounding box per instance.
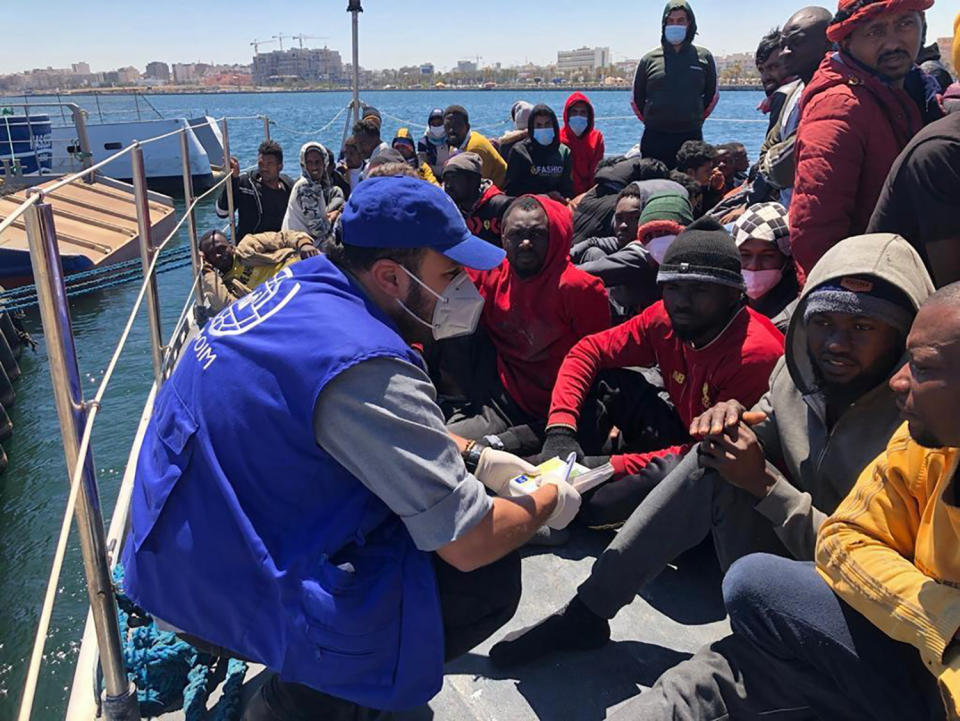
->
[2,0,955,76]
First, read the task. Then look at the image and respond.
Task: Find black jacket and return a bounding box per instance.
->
[503,104,574,198]
[216,170,294,241]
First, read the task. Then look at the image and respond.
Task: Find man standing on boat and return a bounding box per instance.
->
[121,176,580,719]
[631,1,718,169]
[216,139,294,242]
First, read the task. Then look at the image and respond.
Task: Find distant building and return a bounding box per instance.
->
[116,66,140,84]
[172,63,198,83]
[937,36,954,73]
[72,62,91,75]
[420,63,435,76]
[145,62,170,82]
[556,47,610,73]
[252,47,343,85]
[456,60,478,75]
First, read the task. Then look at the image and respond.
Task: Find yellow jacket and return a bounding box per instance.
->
[418,161,439,186]
[203,230,310,312]
[463,131,507,189]
[816,423,960,719]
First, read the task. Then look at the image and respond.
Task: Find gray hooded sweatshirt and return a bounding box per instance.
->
[749,233,934,560]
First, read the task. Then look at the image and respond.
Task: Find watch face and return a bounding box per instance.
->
[483,435,505,450]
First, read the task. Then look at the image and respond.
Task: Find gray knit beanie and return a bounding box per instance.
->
[803,275,915,337]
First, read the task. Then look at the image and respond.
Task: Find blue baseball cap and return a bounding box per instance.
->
[341,176,505,270]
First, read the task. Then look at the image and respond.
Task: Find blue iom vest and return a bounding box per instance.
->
[121,256,444,710]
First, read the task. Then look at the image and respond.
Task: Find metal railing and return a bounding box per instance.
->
[8,111,270,721]
[0,102,93,183]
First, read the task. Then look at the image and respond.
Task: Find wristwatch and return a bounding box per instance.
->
[482,434,506,451]
[462,440,485,473]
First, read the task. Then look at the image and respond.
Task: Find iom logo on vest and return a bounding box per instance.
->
[208,267,301,338]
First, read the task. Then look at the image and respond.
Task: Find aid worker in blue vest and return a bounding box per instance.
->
[120,175,581,720]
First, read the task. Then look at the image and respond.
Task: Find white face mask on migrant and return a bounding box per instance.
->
[742,268,784,300]
[644,235,677,265]
[396,266,485,340]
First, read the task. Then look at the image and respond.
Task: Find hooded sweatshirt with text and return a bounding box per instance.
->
[468,196,610,418]
[503,105,575,199]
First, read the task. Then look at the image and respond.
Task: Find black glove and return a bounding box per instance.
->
[537,427,584,465]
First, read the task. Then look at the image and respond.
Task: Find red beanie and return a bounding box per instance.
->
[827,0,934,42]
[636,220,686,244]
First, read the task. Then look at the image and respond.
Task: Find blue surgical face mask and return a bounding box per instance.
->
[533,127,555,146]
[567,115,589,136]
[664,24,688,44]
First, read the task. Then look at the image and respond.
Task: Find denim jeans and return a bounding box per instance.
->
[608,553,945,720]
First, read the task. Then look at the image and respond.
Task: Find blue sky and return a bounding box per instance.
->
[2,0,955,74]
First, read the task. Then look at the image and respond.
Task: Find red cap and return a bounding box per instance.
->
[827,0,934,42]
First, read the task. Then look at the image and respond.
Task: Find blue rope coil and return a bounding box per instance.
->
[110,563,248,719]
[0,247,195,314]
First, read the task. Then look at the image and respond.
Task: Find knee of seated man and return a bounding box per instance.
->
[721,552,792,627]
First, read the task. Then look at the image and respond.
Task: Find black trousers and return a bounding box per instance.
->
[576,368,690,527]
[437,330,546,456]
[640,127,704,169]
[241,552,522,720]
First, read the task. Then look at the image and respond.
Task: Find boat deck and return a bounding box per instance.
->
[169,530,728,720]
[0,176,176,285]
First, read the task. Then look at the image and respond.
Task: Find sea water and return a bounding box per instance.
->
[0,88,768,717]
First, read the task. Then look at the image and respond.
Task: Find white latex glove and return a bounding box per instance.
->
[540,474,581,530]
[474,448,539,497]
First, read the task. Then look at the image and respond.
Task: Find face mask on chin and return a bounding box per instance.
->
[742,267,784,300]
[567,115,589,136]
[396,266,485,340]
[664,24,688,44]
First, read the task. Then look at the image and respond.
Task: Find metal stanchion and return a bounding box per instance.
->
[220,118,237,241]
[131,144,164,384]
[23,201,139,721]
[69,104,94,183]
[262,114,271,140]
[179,130,200,281]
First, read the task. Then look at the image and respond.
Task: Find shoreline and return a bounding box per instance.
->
[4,84,763,98]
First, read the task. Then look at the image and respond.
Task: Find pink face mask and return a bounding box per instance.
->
[644,235,677,265]
[742,268,784,300]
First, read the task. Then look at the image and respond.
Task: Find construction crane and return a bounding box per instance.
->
[292,34,328,50]
[250,37,277,55]
[272,33,289,51]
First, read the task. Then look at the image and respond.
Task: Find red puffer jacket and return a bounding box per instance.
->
[790,52,924,282]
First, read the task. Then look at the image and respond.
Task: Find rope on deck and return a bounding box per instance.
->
[110,563,248,720]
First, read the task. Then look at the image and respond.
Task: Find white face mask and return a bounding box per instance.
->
[397,267,485,340]
[428,124,446,141]
[644,235,676,265]
[742,268,784,300]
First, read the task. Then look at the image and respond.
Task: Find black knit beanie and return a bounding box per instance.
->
[657,222,745,291]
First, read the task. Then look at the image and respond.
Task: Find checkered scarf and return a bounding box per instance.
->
[731,202,791,256]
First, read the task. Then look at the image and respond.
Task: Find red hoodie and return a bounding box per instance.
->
[790,52,924,282]
[548,301,784,477]
[469,196,611,419]
[559,92,606,197]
